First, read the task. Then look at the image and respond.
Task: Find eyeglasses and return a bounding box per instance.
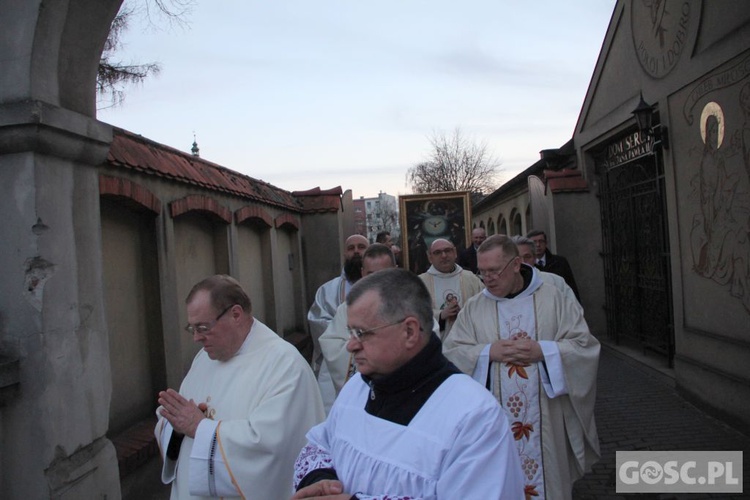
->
[478,256,518,280]
[348,317,408,342]
[185,304,235,336]
[431,247,455,256]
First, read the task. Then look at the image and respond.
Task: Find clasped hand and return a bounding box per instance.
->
[489,338,543,364]
[157,388,207,438]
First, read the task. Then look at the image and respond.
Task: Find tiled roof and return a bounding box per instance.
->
[293,186,343,213]
[545,168,589,193]
[106,127,304,211]
[292,186,343,196]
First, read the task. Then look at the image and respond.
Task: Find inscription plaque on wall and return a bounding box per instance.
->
[603,130,654,169]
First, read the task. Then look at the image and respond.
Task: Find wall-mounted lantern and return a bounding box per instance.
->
[631,92,670,151]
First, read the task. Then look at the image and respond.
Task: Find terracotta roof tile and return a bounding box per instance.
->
[544,168,589,193]
[107,128,306,211]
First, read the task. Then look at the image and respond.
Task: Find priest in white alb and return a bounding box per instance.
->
[443,235,600,500]
[155,275,324,500]
[308,234,369,412]
[318,243,397,396]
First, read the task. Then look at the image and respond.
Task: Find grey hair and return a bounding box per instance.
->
[477,234,519,257]
[346,268,432,335]
[511,235,535,248]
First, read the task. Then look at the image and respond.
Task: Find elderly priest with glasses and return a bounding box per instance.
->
[291,268,523,500]
[155,275,324,500]
[443,235,600,500]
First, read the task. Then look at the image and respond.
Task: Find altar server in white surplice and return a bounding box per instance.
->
[443,235,600,500]
[292,268,524,500]
[155,275,324,500]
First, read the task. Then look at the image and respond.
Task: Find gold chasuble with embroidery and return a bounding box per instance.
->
[444,267,600,500]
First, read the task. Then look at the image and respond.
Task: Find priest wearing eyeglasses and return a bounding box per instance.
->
[155,274,324,500]
[292,268,524,500]
[443,235,600,500]
[418,238,484,340]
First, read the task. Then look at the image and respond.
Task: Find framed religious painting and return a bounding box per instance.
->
[398,191,471,274]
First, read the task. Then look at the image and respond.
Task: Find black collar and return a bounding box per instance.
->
[361,333,460,425]
[506,264,533,299]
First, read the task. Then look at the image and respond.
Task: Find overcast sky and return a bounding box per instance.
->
[99,0,616,199]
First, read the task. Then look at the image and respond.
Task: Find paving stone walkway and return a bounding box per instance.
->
[572,347,749,499]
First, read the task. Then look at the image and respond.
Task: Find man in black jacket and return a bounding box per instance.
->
[527,229,581,301]
[457,227,486,274]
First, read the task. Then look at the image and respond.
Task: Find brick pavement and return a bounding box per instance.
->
[573,346,750,500]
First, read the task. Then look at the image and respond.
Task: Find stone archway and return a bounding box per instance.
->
[1,1,125,498]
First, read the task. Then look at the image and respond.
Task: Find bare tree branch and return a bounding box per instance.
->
[407,128,502,195]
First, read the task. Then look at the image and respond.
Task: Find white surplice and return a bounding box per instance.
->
[155,320,325,500]
[298,372,525,499]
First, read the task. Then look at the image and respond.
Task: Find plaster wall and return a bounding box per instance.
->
[100,199,165,434]
[274,228,304,336]
[173,213,224,374]
[549,191,606,335]
[236,223,273,326]
[302,211,343,309]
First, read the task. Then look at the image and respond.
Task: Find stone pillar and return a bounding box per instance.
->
[0,1,124,497]
[0,102,122,500]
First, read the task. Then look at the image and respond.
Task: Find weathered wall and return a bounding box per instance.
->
[173,212,224,373]
[273,226,304,335]
[0,147,120,498]
[100,199,166,434]
[301,190,356,320]
[236,222,273,326]
[302,211,343,307]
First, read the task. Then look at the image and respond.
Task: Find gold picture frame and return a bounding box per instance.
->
[398,191,471,274]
